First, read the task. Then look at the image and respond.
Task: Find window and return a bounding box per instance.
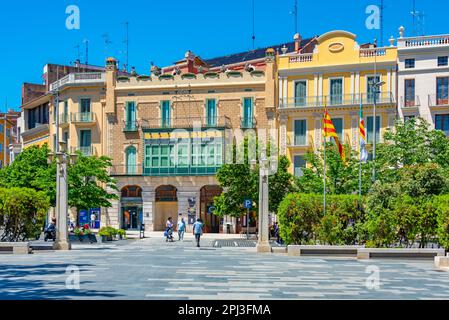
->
[126,101,137,130]
[435,114,449,137]
[294,119,307,146]
[80,130,92,155]
[366,116,381,144]
[404,79,416,107]
[367,75,381,103]
[80,98,91,113]
[0,124,3,132]
[126,146,137,174]
[332,118,343,142]
[437,77,449,105]
[329,78,343,105]
[161,101,171,128]
[0,143,2,152]
[206,99,217,126]
[294,80,307,106]
[404,115,415,122]
[242,97,254,128]
[294,155,306,178]
[438,56,448,67]
[63,131,69,144]
[405,59,415,69]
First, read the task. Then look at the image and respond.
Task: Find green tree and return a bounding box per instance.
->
[0,187,50,241]
[0,145,55,204]
[68,152,119,220]
[295,142,372,195]
[0,146,118,224]
[213,138,295,217]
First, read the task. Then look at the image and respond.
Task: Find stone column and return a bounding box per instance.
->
[257,153,271,253]
[54,156,71,250]
[279,114,288,156]
[142,190,156,232]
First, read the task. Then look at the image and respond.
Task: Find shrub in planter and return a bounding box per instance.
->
[277,193,363,245]
[117,229,126,240]
[98,227,115,241]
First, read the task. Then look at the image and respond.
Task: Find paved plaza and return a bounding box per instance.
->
[1,235,449,300]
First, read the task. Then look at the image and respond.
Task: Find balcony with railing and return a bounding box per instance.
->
[110,165,142,176]
[50,72,106,92]
[279,92,394,109]
[71,112,96,125]
[71,146,96,156]
[123,121,139,133]
[59,113,70,126]
[140,116,231,130]
[240,117,257,129]
[398,35,449,49]
[429,94,449,107]
[400,96,421,109]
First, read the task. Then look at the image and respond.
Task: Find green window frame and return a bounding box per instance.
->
[161,101,171,128]
[126,101,137,129]
[242,97,254,128]
[206,99,217,126]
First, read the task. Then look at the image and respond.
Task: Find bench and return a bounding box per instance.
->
[287,245,361,257]
[357,248,445,260]
[0,242,31,254]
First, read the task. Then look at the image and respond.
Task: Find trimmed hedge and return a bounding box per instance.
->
[277,194,364,245]
[278,192,449,249]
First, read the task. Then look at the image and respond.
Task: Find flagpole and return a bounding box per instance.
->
[323,108,327,217]
[359,100,362,201]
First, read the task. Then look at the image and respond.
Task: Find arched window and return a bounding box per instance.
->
[121,185,142,198]
[126,146,137,174]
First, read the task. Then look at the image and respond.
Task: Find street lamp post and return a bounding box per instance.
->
[370,81,385,183]
[251,150,272,253]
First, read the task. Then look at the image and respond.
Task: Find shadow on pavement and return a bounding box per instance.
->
[0,263,123,300]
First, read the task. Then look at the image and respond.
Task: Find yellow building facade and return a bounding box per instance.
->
[277,31,398,176]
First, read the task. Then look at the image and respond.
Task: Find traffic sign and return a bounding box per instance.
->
[244,199,252,209]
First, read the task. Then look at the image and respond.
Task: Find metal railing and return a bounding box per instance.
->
[110,165,142,176]
[60,113,70,124]
[398,35,449,48]
[71,146,95,156]
[279,92,394,108]
[50,72,105,91]
[429,94,449,107]
[123,121,139,132]
[140,116,231,130]
[240,117,256,129]
[71,112,96,123]
[400,95,421,108]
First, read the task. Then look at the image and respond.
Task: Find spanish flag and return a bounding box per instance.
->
[323,110,346,162]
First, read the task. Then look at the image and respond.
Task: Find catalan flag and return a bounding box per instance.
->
[359,107,368,163]
[323,110,345,162]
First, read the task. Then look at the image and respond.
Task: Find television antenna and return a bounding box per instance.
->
[289,0,299,35]
[411,0,425,36]
[123,21,129,72]
[102,33,112,58]
[251,0,256,50]
[83,39,89,66]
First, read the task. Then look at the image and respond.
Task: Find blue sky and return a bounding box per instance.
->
[1,0,449,110]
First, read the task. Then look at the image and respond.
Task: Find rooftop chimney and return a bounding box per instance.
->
[294,33,302,52]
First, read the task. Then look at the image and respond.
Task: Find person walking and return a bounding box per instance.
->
[274,222,280,244]
[177,217,186,241]
[193,218,204,248]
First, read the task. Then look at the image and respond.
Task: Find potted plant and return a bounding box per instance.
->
[117,229,126,240]
[98,227,112,242]
[74,227,84,242]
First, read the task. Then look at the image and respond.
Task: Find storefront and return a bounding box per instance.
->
[121,185,143,230]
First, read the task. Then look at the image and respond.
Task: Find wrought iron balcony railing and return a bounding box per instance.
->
[428,94,449,107]
[279,92,394,108]
[140,116,231,130]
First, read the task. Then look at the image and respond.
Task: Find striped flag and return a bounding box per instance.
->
[359,107,368,163]
[323,110,345,162]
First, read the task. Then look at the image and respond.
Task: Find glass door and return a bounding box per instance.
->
[294,81,307,107]
[330,78,343,105]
